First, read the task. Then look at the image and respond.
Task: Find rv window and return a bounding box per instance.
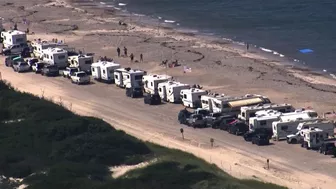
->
[50,56,53,59]
[198,95,201,99]
[58,55,66,60]
[281,126,288,130]
[159,88,162,92]
[222,103,230,108]
[92,68,95,72]
[260,121,266,125]
[115,75,118,79]
[249,112,256,117]
[39,48,41,51]
[278,109,286,113]
[150,82,153,87]
[214,102,221,108]
[103,70,106,74]
[308,112,318,118]
[241,112,246,118]
[134,75,142,80]
[184,94,187,99]
[127,75,130,79]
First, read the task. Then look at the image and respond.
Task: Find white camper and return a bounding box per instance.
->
[238,103,295,123]
[302,128,329,149]
[114,67,145,88]
[68,54,93,73]
[91,61,120,83]
[158,81,190,103]
[180,88,208,108]
[272,118,323,141]
[201,94,271,115]
[1,30,27,48]
[143,74,172,94]
[42,47,68,68]
[31,40,59,58]
[250,109,319,131]
[298,121,334,137]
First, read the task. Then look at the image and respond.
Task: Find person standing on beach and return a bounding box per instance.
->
[246,43,250,51]
[140,53,143,62]
[124,47,128,57]
[117,47,121,57]
[130,53,134,62]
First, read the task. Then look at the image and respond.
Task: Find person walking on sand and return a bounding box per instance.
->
[130,53,134,62]
[246,43,250,51]
[117,47,121,57]
[140,53,143,62]
[124,47,128,57]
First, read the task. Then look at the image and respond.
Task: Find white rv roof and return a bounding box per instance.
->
[241,103,292,111]
[44,47,67,54]
[4,30,26,35]
[92,61,120,67]
[181,88,206,94]
[159,81,189,87]
[32,40,58,46]
[279,110,318,122]
[302,127,324,134]
[251,114,281,121]
[115,67,144,74]
[144,74,171,80]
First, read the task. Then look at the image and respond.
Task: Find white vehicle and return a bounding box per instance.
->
[31,40,67,58]
[68,54,93,73]
[272,118,323,141]
[158,81,190,103]
[250,109,319,132]
[114,67,146,98]
[201,94,271,115]
[143,74,172,94]
[62,67,80,78]
[238,103,295,123]
[26,58,39,68]
[91,61,121,83]
[42,47,68,68]
[70,71,90,85]
[302,128,329,150]
[32,62,46,73]
[1,30,27,48]
[180,88,208,108]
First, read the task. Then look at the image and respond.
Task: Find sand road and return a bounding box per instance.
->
[0,62,335,189]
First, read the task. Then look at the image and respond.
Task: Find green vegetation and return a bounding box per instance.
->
[0,81,287,189]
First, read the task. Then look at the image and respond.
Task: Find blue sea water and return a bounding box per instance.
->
[100,0,336,72]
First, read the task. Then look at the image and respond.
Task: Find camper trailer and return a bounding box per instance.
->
[158,81,190,103]
[42,47,68,68]
[32,40,59,58]
[249,109,319,132]
[91,61,120,83]
[302,128,329,150]
[238,103,295,123]
[180,88,208,108]
[114,67,145,88]
[201,94,271,115]
[272,118,324,141]
[143,74,172,95]
[1,30,27,48]
[68,54,93,73]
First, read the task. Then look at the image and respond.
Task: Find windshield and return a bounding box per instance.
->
[20,62,28,66]
[77,72,86,77]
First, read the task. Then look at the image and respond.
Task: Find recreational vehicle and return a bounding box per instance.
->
[201,94,271,115]
[91,61,120,83]
[42,47,68,68]
[180,88,208,108]
[272,118,324,141]
[68,54,93,73]
[1,30,27,48]
[238,103,295,123]
[114,67,145,88]
[143,74,172,94]
[249,109,319,132]
[302,128,329,149]
[158,81,190,103]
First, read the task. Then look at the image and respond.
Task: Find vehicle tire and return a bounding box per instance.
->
[252,140,255,144]
[291,139,297,144]
[323,151,327,155]
[235,130,239,136]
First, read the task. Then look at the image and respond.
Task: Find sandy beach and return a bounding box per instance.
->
[1,0,336,188]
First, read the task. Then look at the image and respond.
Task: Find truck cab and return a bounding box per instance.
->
[62,67,80,78]
[70,71,90,85]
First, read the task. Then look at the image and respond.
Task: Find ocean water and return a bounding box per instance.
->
[100,0,336,72]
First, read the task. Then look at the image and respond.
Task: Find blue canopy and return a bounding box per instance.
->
[299,49,313,54]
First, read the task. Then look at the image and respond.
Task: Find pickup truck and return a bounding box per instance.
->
[13,61,30,73]
[178,108,209,128]
[286,129,306,144]
[203,113,236,129]
[41,65,59,77]
[62,67,79,78]
[244,128,273,142]
[227,121,249,136]
[32,62,46,73]
[70,71,90,85]
[1,44,30,56]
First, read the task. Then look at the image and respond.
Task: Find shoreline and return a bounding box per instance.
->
[88,0,336,78]
[1,0,336,188]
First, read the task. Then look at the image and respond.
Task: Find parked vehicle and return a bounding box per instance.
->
[2,43,29,56]
[70,71,90,85]
[227,121,249,136]
[178,108,210,125]
[143,93,161,105]
[251,134,270,146]
[13,61,30,73]
[218,118,238,131]
[41,65,59,77]
[62,67,79,78]
[319,142,336,155]
[204,113,236,129]
[5,55,23,67]
[32,62,46,73]
[244,128,272,142]
[26,58,39,68]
